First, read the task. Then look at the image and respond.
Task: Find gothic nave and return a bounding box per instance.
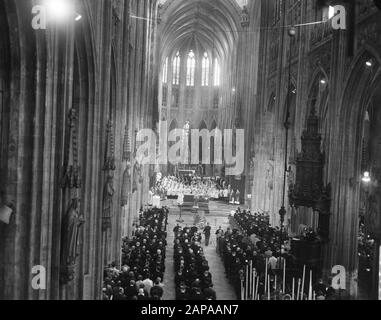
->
[0,0,381,301]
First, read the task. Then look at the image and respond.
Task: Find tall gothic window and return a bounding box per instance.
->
[186,50,195,87]
[172,52,180,85]
[201,52,209,87]
[163,57,168,84]
[214,59,220,87]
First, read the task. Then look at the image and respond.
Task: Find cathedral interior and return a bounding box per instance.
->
[1,0,381,301]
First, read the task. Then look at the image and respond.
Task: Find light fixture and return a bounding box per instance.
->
[362,171,371,183]
[366,60,373,67]
[44,0,74,21]
[328,6,335,19]
[320,79,327,85]
[292,88,297,94]
[232,88,236,93]
[288,27,296,37]
[75,14,82,21]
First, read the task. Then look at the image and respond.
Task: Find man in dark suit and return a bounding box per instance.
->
[150,279,164,300]
[203,223,211,246]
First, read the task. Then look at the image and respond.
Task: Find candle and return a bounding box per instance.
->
[255,276,259,300]
[283,258,286,293]
[297,279,301,301]
[252,273,256,300]
[264,258,268,294]
[308,270,313,300]
[245,265,249,300]
[292,278,295,300]
[301,265,306,300]
[250,260,253,296]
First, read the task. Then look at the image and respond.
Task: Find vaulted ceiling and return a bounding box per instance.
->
[159,0,242,61]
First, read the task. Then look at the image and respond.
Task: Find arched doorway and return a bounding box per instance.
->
[334,49,381,298]
[358,89,381,300]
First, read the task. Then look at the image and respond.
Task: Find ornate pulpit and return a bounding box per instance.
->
[289,108,331,240]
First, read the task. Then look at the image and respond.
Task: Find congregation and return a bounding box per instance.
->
[154,175,241,204]
[101,202,337,300]
[173,224,216,300]
[216,208,337,300]
[102,207,169,300]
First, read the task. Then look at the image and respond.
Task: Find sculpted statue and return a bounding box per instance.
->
[121,163,131,207]
[132,160,143,193]
[102,172,115,231]
[60,198,85,284]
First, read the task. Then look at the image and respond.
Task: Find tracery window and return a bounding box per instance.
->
[201,52,209,87]
[172,52,180,85]
[214,59,220,87]
[186,50,195,86]
[163,57,168,84]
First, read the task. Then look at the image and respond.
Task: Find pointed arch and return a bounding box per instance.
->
[169,118,179,132]
[331,47,381,281]
[172,51,180,85]
[186,50,196,86]
[199,120,208,130]
[201,52,210,86]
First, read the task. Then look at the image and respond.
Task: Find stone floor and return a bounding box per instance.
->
[162,199,237,300]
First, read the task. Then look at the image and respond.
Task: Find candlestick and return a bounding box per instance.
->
[252,272,256,300]
[292,277,295,300]
[283,258,286,293]
[241,280,244,300]
[250,260,253,297]
[301,265,306,300]
[245,265,249,300]
[308,269,313,300]
[297,278,301,301]
[264,258,268,294]
[255,276,259,300]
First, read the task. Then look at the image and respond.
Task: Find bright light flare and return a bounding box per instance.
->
[366,60,373,67]
[362,171,371,183]
[44,0,74,22]
[328,6,335,19]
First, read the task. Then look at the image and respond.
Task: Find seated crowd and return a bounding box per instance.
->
[173,224,216,300]
[102,207,169,300]
[218,208,335,300]
[155,175,228,201]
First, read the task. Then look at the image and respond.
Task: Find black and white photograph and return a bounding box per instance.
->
[0,0,381,306]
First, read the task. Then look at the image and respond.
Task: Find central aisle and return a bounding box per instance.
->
[162,200,237,300]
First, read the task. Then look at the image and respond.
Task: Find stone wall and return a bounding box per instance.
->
[0,0,158,300]
[243,0,381,297]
